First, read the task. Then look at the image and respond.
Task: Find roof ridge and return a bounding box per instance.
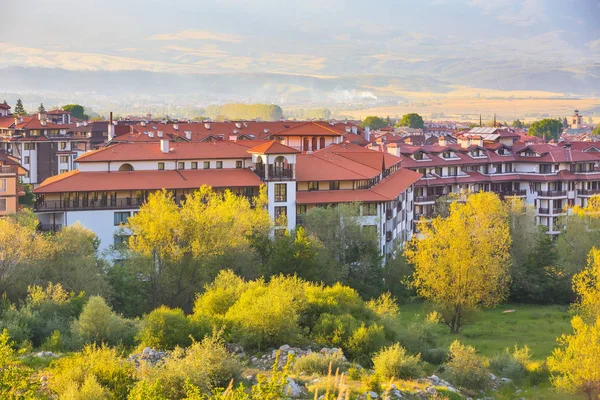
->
[36,169,80,190]
[311,152,378,178]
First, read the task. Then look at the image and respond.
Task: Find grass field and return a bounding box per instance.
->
[398,303,584,399]
[399,303,572,360]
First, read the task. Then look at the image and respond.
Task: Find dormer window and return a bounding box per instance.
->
[441,150,458,159]
[521,150,537,157]
[414,152,424,161]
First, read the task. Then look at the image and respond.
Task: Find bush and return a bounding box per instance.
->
[48,344,136,399]
[41,330,65,353]
[293,350,347,375]
[136,306,209,350]
[372,343,424,380]
[192,270,248,321]
[490,346,547,384]
[311,313,360,347]
[0,329,41,398]
[71,296,137,347]
[445,340,490,391]
[303,283,372,329]
[225,276,305,350]
[134,332,241,399]
[346,323,387,366]
[398,320,447,364]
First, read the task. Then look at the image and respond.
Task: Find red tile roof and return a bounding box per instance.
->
[247,141,300,154]
[34,169,262,193]
[76,141,253,163]
[272,121,344,137]
[47,109,71,115]
[0,103,10,110]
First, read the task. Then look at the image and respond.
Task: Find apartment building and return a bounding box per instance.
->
[33,139,420,258]
[0,114,99,185]
[376,128,600,234]
[0,152,27,216]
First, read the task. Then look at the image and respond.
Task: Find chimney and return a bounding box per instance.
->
[173,124,179,130]
[352,126,357,134]
[160,139,169,154]
[107,112,115,141]
[438,136,447,146]
[204,123,211,130]
[148,132,154,138]
[235,122,242,129]
[365,126,371,142]
[41,120,46,126]
[185,131,192,140]
[157,131,163,138]
[229,135,238,141]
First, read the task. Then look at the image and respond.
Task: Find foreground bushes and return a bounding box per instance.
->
[136,306,209,350]
[293,350,347,375]
[444,340,490,390]
[372,343,424,380]
[72,296,137,347]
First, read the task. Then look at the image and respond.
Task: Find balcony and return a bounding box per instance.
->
[537,207,565,215]
[497,189,527,198]
[35,197,146,212]
[577,189,600,197]
[38,224,62,232]
[0,166,16,174]
[253,165,294,181]
[414,195,440,204]
[537,190,567,198]
[386,209,393,220]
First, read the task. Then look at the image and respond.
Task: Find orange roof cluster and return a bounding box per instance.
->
[34,169,262,194]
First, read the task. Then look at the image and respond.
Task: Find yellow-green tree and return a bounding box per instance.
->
[405,192,511,333]
[572,248,600,323]
[547,316,600,400]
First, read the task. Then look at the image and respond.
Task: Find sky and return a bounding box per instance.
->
[0,0,599,99]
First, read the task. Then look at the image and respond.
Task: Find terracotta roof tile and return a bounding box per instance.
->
[247,141,300,154]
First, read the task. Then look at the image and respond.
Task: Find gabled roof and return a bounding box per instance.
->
[14,117,64,130]
[34,169,262,193]
[247,141,300,155]
[47,109,71,115]
[0,103,10,110]
[272,121,344,137]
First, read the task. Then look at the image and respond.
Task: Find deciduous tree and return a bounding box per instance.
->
[528,118,563,140]
[397,113,424,129]
[405,192,511,333]
[547,316,600,400]
[62,104,89,120]
[360,116,388,130]
[572,248,600,323]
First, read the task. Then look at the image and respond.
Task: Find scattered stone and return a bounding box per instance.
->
[128,347,167,367]
[34,351,59,358]
[425,387,437,394]
[365,391,378,398]
[500,377,512,384]
[285,377,304,398]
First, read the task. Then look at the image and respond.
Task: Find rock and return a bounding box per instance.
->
[245,375,254,382]
[366,391,378,398]
[285,378,303,398]
[426,387,437,394]
[489,373,497,381]
[429,374,440,383]
[391,389,403,398]
[500,377,511,384]
[389,384,397,390]
[279,344,291,351]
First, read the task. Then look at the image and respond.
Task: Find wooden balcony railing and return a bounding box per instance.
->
[537,190,567,197]
[35,197,146,212]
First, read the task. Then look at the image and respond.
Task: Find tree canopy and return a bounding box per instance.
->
[397,113,424,129]
[405,192,511,333]
[528,118,563,141]
[360,116,388,130]
[13,99,26,116]
[512,119,524,129]
[62,104,89,120]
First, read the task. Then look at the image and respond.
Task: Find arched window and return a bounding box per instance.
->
[311,137,318,151]
[303,137,309,152]
[319,137,326,149]
[119,163,134,171]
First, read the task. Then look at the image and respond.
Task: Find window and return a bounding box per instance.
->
[60,169,68,174]
[0,199,5,212]
[204,161,210,169]
[275,206,287,220]
[191,162,198,169]
[329,181,340,190]
[114,235,129,247]
[448,166,457,176]
[158,162,165,170]
[0,179,5,192]
[178,162,185,170]
[60,156,68,163]
[308,181,318,191]
[494,164,502,173]
[216,161,223,169]
[114,211,131,226]
[297,205,307,215]
[24,143,34,151]
[274,183,287,202]
[60,142,67,150]
[363,203,378,216]
[236,160,243,169]
[539,164,552,174]
[24,156,30,164]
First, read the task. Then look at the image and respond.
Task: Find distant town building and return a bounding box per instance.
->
[0,152,27,216]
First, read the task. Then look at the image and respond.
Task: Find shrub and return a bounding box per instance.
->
[445,340,490,391]
[490,346,548,385]
[192,270,248,321]
[71,296,137,347]
[225,277,305,350]
[303,283,372,329]
[372,343,424,380]
[136,306,209,350]
[346,323,387,366]
[311,313,360,347]
[60,374,109,400]
[41,330,65,353]
[0,329,41,399]
[134,332,241,399]
[48,344,136,399]
[293,350,347,375]
[398,320,447,364]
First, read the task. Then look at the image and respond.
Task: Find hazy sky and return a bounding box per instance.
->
[0,0,598,78]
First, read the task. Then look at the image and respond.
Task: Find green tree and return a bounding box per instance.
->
[360,116,388,130]
[303,203,383,298]
[528,118,563,140]
[548,316,600,400]
[593,124,600,136]
[397,113,425,129]
[506,199,564,303]
[512,119,524,128]
[405,192,511,333]
[13,99,26,116]
[572,248,600,323]
[205,104,283,121]
[62,104,89,120]
[562,117,569,129]
[37,103,46,114]
[0,329,41,398]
